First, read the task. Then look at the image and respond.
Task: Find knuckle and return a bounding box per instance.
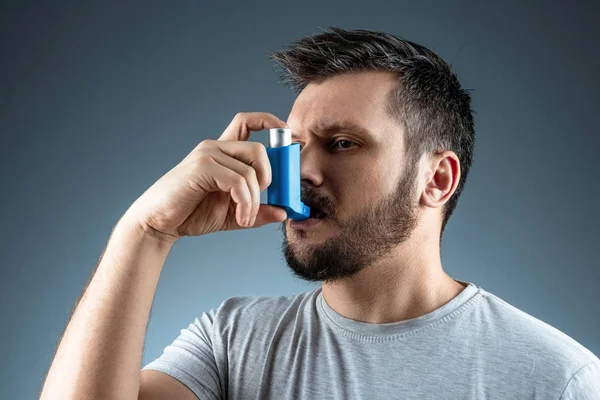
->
[252,141,266,154]
[244,164,257,180]
[260,173,272,188]
[191,148,212,164]
[235,174,247,187]
[195,139,214,152]
[234,112,246,121]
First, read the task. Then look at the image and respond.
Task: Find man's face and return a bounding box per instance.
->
[279,70,421,283]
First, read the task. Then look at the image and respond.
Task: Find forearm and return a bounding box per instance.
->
[40,216,174,400]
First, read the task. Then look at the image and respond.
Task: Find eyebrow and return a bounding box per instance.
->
[291,121,375,140]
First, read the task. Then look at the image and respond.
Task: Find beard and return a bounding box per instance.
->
[279,159,420,284]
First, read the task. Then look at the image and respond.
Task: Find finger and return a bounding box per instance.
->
[210,154,261,226]
[204,157,253,227]
[212,141,272,192]
[218,112,287,142]
[245,204,288,228]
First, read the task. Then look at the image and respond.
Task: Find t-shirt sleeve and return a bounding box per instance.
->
[142,309,222,400]
[559,359,600,400]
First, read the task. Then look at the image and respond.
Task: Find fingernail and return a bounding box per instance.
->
[249,216,256,226]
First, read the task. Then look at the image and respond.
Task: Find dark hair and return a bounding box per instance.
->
[268,26,475,237]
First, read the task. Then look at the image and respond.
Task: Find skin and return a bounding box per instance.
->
[39,70,467,398]
[280,70,467,324]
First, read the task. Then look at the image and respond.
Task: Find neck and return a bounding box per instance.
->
[320,228,466,324]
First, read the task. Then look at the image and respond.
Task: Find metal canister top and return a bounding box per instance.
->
[269,128,292,148]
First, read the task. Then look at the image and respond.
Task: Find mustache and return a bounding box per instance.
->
[300,184,334,215]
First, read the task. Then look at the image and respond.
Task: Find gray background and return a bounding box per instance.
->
[1,1,599,398]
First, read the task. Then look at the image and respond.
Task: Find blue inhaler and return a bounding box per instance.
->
[266,128,311,220]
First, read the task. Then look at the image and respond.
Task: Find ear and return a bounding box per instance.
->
[420,151,461,209]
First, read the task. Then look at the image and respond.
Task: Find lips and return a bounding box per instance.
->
[289,216,326,230]
[289,201,330,230]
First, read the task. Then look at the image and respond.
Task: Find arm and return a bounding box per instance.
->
[559,360,600,399]
[40,112,287,399]
[39,216,193,399]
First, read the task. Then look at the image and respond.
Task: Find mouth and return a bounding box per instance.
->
[289,215,326,230]
[309,206,328,219]
[288,204,329,230]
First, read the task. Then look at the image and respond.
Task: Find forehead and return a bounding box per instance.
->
[287,71,399,136]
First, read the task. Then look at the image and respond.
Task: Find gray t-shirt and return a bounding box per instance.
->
[142,282,600,399]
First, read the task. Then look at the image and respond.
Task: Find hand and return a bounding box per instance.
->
[122,112,289,243]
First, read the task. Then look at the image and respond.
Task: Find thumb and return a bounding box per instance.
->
[250,204,288,228]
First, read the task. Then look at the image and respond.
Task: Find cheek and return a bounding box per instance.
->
[357,158,390,189]
[332,168,387,215]
[324,147,401,212]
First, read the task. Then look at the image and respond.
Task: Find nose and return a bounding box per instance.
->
[299,141,325,188]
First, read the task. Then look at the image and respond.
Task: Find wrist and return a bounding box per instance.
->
[112,214,177,254]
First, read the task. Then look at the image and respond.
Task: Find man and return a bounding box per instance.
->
[41,27,599,399]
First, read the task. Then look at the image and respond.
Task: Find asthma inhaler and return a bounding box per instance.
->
[266,128,311,220]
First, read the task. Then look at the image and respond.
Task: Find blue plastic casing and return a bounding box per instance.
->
[267,143,311,220]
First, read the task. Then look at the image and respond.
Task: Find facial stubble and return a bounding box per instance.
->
[279,160,420,283]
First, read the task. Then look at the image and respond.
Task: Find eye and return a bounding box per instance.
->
[293,139,357,151]
[332,139,356,150]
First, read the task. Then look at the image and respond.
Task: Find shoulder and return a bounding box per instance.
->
[210,287,320,332]
[474,286,599,379]
[559,359,600,399]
